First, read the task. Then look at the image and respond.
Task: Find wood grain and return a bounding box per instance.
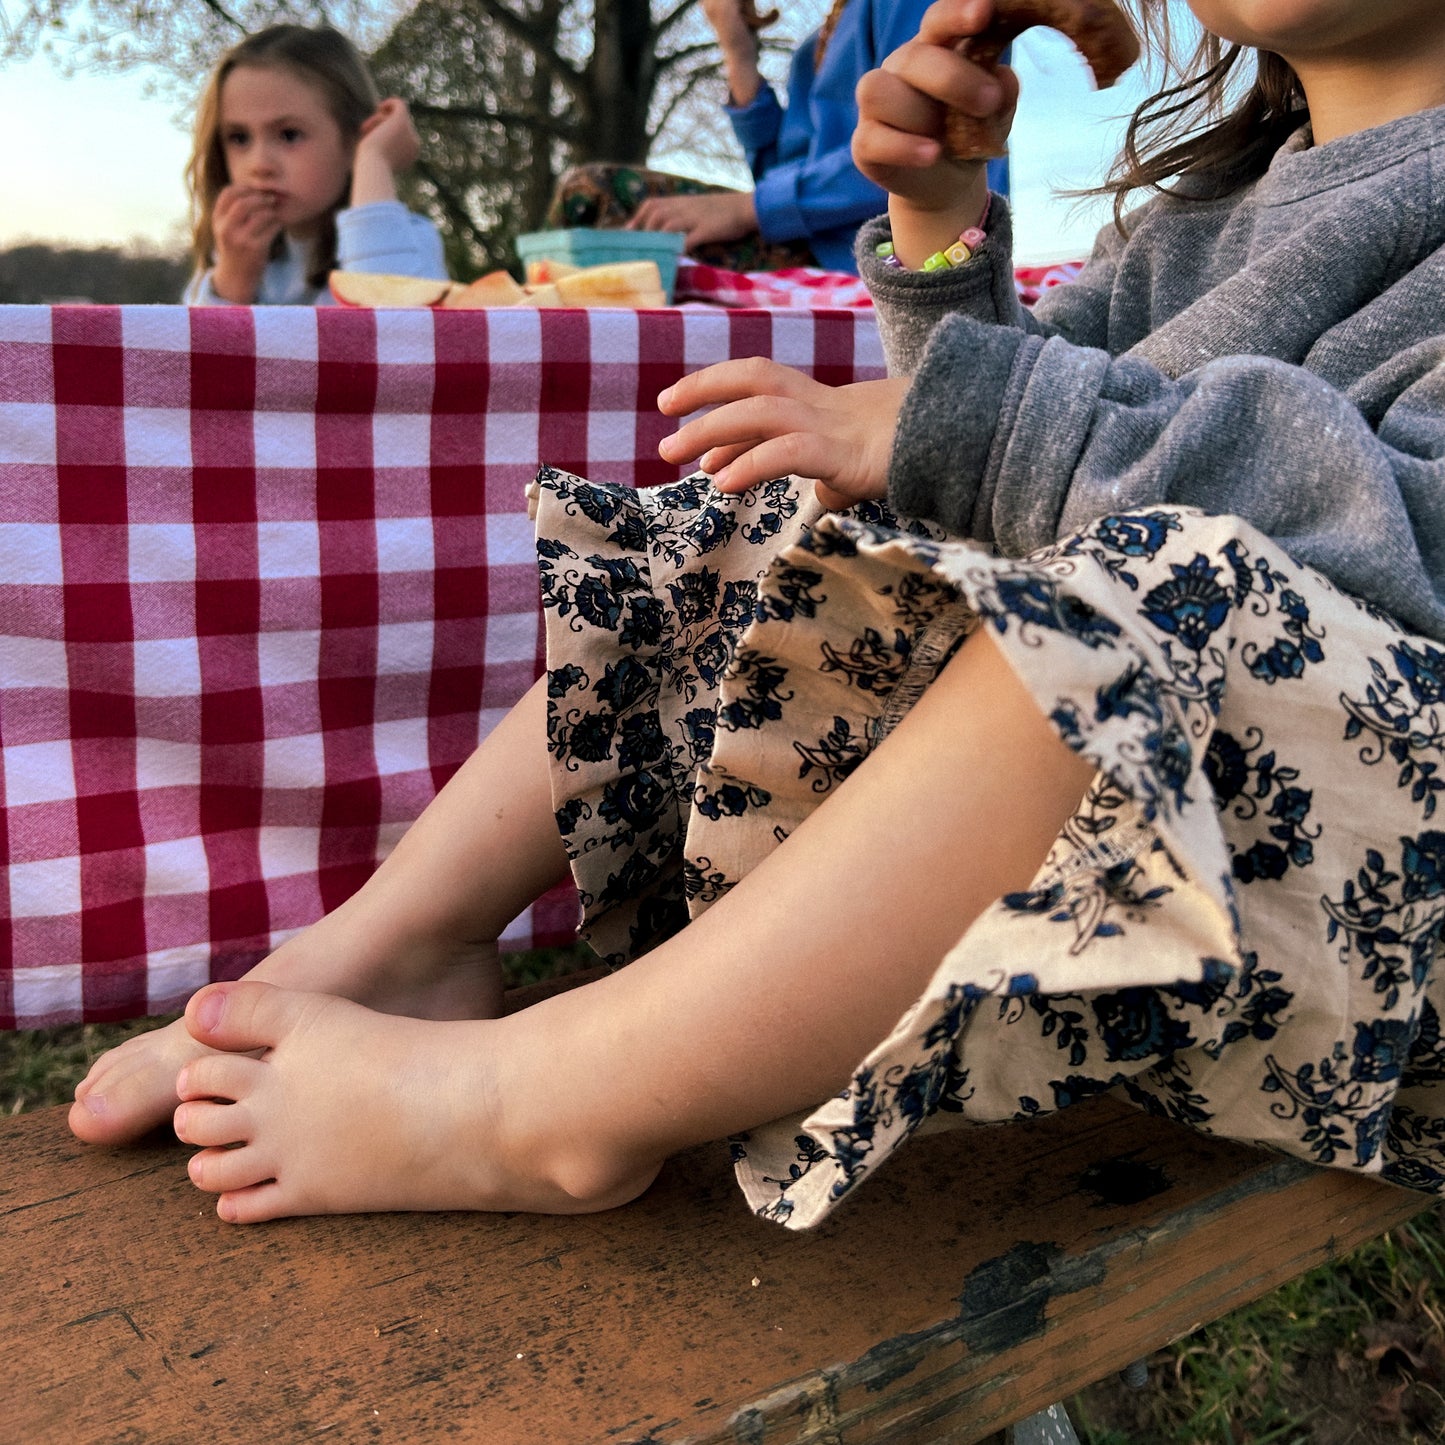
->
[2,1092,1428,1443]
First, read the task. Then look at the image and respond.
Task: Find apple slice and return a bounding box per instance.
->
[328,271,454,307]
[521,282,563,307]
[441,270,527,308]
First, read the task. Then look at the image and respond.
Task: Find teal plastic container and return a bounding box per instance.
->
[514,229,686,303]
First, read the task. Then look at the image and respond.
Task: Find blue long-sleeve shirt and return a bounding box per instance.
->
[728,0,1007,273]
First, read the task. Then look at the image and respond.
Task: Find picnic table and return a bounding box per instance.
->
[3,281,1433,1445]
[0,301,884,1028]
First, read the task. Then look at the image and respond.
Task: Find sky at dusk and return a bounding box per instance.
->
[0,24,1161,264]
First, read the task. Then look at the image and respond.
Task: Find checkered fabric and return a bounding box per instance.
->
[0,303,885,1027]
[673,257,1085,309]
[675,259,874,308]
[1012,260,1086,307]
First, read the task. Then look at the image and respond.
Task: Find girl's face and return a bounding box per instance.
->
[1185,0,1445,66]
[1185,0,1445,138]
[218,64,354,238]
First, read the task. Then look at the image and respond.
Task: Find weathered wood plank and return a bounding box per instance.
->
[2,1092,1429,1444]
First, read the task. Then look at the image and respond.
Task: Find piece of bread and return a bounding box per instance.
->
[945,0,1139,159]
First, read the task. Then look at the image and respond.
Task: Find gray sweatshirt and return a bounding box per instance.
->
[861,106,1445,640]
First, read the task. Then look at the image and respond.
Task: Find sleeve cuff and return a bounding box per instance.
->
[751,169,807,243]
[725,86,784,153]
[335,202,447,279]
[888,317,1036,539]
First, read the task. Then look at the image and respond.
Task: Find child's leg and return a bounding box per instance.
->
[173,628,1094,1221]
[69,677,570,1146]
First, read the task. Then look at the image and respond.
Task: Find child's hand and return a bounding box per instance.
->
[210,183,282,303]
[627,191,757,250]
[701,0,762,56]
[350,98,421,208]
[658,359,911,510]
[356,98,422,176]
[853,0,1017,259]
[701,0,766,105]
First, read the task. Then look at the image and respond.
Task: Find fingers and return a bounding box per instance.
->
[878,18,1006,119]
[709,435,830,494]
[854,71,949,173]
[656,365,903,506]
[853,0,1018,204]
[214,186,280,251]
[362,97,407,133]
[661,394,802,472]
[658,357,819,418]
[813,480,858,511]
[357,98,420,170]
[626,192,753,247]
[658,360,824,472]
[629,195,698,234]
[915,0,999,47]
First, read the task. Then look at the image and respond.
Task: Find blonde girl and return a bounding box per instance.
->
[77,0,1445,1227]
[185,24,446,305]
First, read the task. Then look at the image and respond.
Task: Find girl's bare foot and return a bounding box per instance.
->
[172,980,659,1222]
[69,909,505,1148]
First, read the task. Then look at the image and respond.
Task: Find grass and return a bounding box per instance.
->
[1067,1206,1445,1443]
[6,948,1442,1443]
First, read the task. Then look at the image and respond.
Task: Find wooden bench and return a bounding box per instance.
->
[2,980,1432,1444]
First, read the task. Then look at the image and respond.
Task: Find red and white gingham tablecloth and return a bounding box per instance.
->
[0,303,884,1027]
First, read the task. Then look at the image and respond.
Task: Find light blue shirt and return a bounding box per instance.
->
[185,200,447,305]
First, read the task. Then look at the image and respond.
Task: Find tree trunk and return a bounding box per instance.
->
[583,0,660,162]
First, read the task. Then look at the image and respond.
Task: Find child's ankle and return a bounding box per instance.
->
[489,1017,662,1211]
[538,1140,662,1212]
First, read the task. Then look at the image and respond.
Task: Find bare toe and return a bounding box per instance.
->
[68,1019,213,1146]
[188,1141,273,1196]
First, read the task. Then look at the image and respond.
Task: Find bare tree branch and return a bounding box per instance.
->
[650,61,722,137]
[409,98,583,147]
[195,0,247,31]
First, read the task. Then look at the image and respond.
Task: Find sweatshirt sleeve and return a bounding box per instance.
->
[335,201,448,280]
[857,201,1126,376]
[856,207,1028,376]
[888,316,1445,639]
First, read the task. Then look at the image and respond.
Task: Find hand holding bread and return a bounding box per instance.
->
[944,0,1138,159]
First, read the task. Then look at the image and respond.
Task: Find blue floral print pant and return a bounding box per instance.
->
[532,467,1445,1228]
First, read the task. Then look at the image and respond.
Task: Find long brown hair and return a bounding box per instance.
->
[187,25,381,290]
[1096,2,1307,227]
[814,0,851,66]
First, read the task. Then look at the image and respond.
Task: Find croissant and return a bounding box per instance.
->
[945,0,1140,159]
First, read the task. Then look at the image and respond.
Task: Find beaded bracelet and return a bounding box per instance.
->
[876,226,986,271]
[878,195,991,272]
